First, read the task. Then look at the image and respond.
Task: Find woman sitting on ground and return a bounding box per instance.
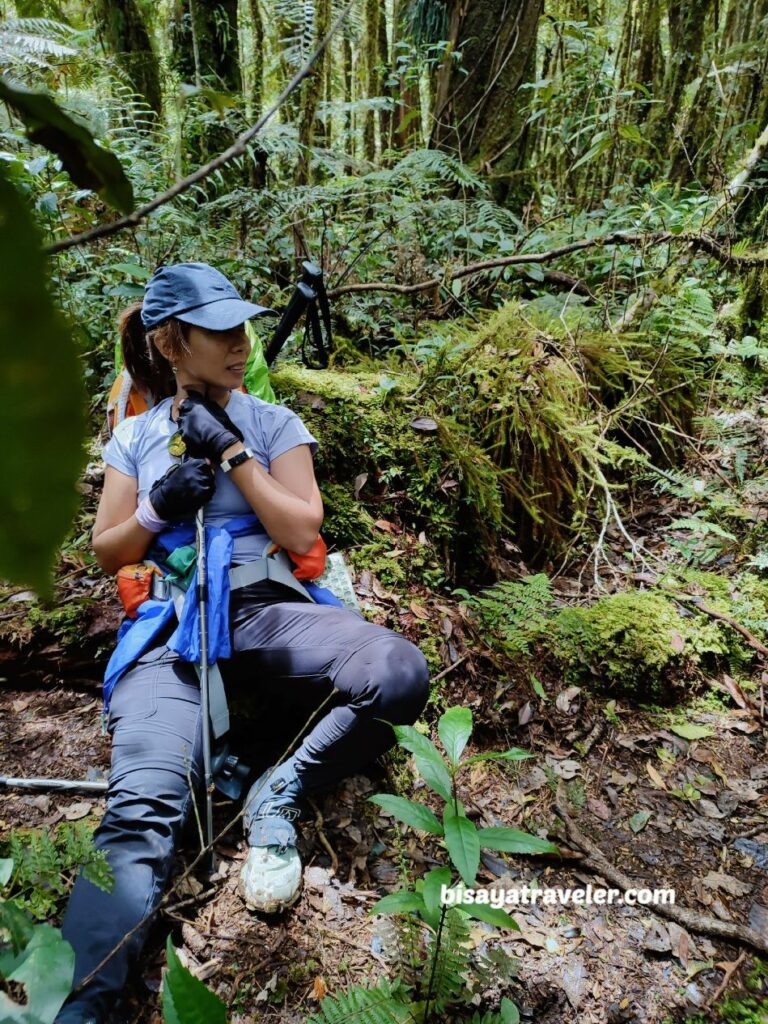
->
[55,262,430,1024]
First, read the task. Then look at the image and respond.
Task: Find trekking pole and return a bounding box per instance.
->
[0,776,108,793]
[195,499,216,873]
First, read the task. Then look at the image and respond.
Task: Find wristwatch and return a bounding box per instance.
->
[221,447,254,473]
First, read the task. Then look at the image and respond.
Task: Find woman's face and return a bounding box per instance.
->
[175,323,250,391]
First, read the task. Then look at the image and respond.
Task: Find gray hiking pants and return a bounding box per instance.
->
[56,584,430,1021]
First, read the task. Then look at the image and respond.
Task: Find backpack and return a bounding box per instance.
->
[106,319,327,582]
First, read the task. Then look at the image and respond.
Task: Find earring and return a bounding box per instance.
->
[171,364,178,374]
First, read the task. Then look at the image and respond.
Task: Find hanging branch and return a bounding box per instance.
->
[326,229,768,300]
[44,1,354,256]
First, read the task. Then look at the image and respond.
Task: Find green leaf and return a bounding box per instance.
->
[464,748,533,765]
[0,858,13,887]
[500,997,521,1024]
[458,901,520,930]
[443,808,480,885]
[392,725,453,801]
[107,262,151,279]
[368,795,444,835]
[0,77,134,214]
[438,706,472,766]
[477,827,559,855]
[669,723,713,741]
[629,811,652,833]
[0,901,34,956]
[571,131,613,171]
[529,673,548,702]
[0,923,74,1023]
[422,866,452,930]
[369,890,425,916]
[618,124,644,145]
[0,170,88,597]
[163,936,227,1024]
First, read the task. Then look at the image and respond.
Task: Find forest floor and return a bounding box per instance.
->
[1,496,767,1024]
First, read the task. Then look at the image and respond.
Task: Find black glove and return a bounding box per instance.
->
[148,458,216,521]
[177,389,244,462]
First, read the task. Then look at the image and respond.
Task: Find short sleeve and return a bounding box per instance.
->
[267,408,319,463]
[102,418,138,477]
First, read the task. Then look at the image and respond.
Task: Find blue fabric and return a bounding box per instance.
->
[102,513,343,714]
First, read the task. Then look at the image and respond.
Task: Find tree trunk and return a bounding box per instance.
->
[363,0,379,161]
[391,0,422,151]
[378,0,392,155]
[171,0,241,93]
[248,0,264,119]
[92,0,162,114]
[341,32,353,148]
[431,0,543,178]
[649,0,715,167]
[295,0,331,185]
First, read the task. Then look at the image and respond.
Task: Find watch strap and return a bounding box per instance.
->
[221,447,254,473]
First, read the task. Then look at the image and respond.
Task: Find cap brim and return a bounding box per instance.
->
[176,298,277,330]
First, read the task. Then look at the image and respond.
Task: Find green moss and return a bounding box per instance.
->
[272,363,500,586]
[550,589,727,699]
[348,538,409,589]
[271,299,702,581]
[319,481,377,548]
[26,596,96,647]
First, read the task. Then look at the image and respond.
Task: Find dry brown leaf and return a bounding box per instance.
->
[62,801,92,821]
[646,761,667,790]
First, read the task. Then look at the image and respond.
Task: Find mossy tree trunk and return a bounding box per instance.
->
[295,0,331,185]
[392,0,422,151]
[378,0,393,156]
[248,0,264,119]
[93,0,162,115]
[431,0,543,199]
[170,0,241,92]
[363,0,380,160]
[650,0,716,176]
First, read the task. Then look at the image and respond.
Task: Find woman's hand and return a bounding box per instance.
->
[177,389,244,462]
[149,458,217,521]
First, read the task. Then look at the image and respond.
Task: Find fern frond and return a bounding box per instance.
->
[423,907,473,1014]
[467,574,555,655]
[305,977,414,1024]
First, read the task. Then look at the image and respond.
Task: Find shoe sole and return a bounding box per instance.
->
[238,876,303,915]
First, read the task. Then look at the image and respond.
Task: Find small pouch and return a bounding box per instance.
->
[116,562,163,618]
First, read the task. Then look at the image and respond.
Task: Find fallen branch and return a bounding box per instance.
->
[43,2,353,255]
[553,783,768,956]
[326,230,768,302]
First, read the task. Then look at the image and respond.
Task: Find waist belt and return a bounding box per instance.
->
[150,545,315,740]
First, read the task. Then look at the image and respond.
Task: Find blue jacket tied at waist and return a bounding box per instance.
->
[103,513,340,713]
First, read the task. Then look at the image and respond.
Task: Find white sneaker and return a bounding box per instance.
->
[239,844,303,913]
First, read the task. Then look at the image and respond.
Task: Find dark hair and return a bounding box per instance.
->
[118,303,191,402]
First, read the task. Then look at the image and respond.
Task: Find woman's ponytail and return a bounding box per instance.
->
[117,302,185,403]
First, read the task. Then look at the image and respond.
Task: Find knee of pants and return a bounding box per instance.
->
[97,768,194,857]
[341,634,430,725]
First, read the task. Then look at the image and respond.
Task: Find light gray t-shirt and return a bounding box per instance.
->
[102,389,319,563]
